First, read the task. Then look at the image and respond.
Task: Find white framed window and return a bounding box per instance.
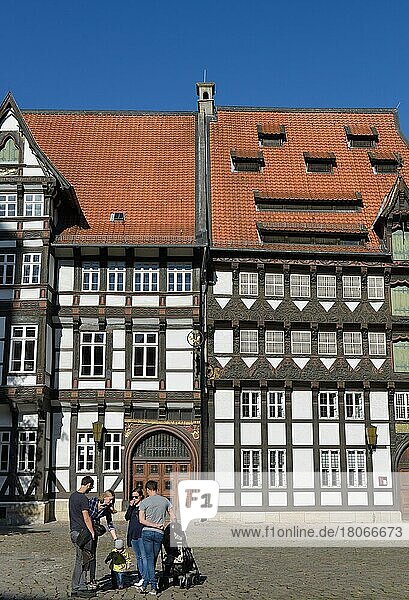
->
[395,392,409,420]
[320,450,341,487]
[133,332,158,377]
[77,433,95,472]
[0,194,17,217]
[167,263,192,292]
[80,332,105,377]
[265,273,284,297]
[241,391,261,418]
[342,275,361,299]
[319,391,338,419]
[269,449,286,488]
[0,254,15,285]
[10,326,37,373]
[317,274,336,299]
[18,431,37,473]
[0,431,10,472]
[347,449,367,488]
[318,331,337,355]
[343,332,362,355]
[103,432,121,471]
[82,262,100,292]
[24,193,44,217]
[240,330,258,354]
[108,261,126,292]
[291,330,311,355]
[241,449,261,488]
[239,272,258,296]
[134,263,159,292]
[268,391,285,419]
[290,274,310,298]
[368,332,386,356]
[367,276,384,300]
[22,253,41,284]
[265,330,284,355]
[345,391,364,419]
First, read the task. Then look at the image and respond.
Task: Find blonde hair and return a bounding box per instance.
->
[99,489,117,514]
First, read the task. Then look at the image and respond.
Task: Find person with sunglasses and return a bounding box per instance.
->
[125,488,146,588]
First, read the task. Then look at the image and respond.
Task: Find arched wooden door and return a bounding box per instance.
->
[398,447,409,520]
[131,431,192,501]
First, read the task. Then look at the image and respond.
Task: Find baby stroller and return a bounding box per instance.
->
[158,522,201,590]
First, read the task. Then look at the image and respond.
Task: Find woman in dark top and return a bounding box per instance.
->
[125,487,146,587]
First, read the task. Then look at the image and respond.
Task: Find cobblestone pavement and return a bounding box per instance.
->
[1,522,409,600]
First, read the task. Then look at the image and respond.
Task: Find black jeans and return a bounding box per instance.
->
[70,530,93,592]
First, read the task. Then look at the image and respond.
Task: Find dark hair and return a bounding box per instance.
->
[81,475,94,486]
[145,480,158,492]
[132,487,144,500]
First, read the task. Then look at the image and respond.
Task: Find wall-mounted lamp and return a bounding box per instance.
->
[92,421,104,448]
[366,424,378,454]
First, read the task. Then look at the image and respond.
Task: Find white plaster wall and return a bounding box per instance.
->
[58,261,74,292]
[214,389,234,419]
[59,295,73,306]
[374,492,394,505]
[0,222,17,231]
[131,380,158,390]
[18,414,38,428]
[166,329,191,349]
[166,296,193,307]
[57,351,73,369]
[293,448,314,488]
[79,295,99,306]
[112,351,125,369]
[23,221,43,230]
[166,350,193,369]
[214,330,233,354]
[7,375,36,386]
[345,423,365,445]
[241,492,263,506]
[24,141,42,166]
[53,410,71,467]
[59,328,73,349]
[219,493,235,507]
[370,391,389,420]
[0,405,12,426]
[111,372,126,389]
[77,411,98,429]
[240,423,261,445]
[166,372,192,391]
[57,372,72,389]
[267,423,286,445]
[347,492,368,505]
[269,492,288,506]
[55,469,70,492]
[215,422,234,445]
[213,271,232,296]
[292,423,313,445]
[104,476,123,491]
[319,423,340,445]
[372,449,392,488]
[20,288,40,300]
[1,113,19,130]
[293,491,315,506]
[321,492,342,506]
[132,296,160,307]
[105,411,124,430]
[78,380,105,390]
[292,390,312,419]
[48,254,55,288]
[374,423,390,445]
[215,449,235,488]
[113,330,125,348]
[46,325,52,375]
[106,295,126,307]
[23,239,43,247]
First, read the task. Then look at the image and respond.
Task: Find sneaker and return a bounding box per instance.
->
[87,582,99,590]
[148,589,159,596]
[134,579,145,587]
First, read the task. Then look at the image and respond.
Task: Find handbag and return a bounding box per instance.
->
[76,527,92,548]
[94,522,107,537]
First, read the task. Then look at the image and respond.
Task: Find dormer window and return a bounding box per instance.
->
[0,137,18,162]
[257,124,287,147]
[345,125,378,148]
[304,152,336,173]
[369,151,402,174]
[0,133,20,176]
[110,211,125,223]
[231,149,264,173]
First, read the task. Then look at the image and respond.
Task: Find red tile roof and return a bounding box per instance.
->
[23,112,197,245]
[209,108,409,251]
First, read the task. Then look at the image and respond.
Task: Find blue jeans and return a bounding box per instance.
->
[141,529,163,589]
[111,571,125,588]
[131,538,147,580]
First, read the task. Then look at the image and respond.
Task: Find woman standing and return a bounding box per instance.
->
[125,488,146,587]
[87,489,118,589]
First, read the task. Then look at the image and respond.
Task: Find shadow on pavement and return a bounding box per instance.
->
[0,526,51,536]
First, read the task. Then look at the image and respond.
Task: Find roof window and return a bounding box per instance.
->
[369,151,402,174]
[231,149,264,173]
[110,211,125,223]
[304,152,336,173]
[254,191,362,212]
[345,125,378,148]
[257,123,287,147]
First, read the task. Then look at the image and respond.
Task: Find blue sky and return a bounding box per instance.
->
[3,0,409,134]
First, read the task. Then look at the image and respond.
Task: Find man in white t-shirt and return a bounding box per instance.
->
[138,480,176,596]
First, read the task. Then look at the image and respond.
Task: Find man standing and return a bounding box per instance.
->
[69,475,96,598]
[138,480,176,596]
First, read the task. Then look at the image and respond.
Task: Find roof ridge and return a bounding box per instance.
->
[218,105,396,114]
[22,109,196,116]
